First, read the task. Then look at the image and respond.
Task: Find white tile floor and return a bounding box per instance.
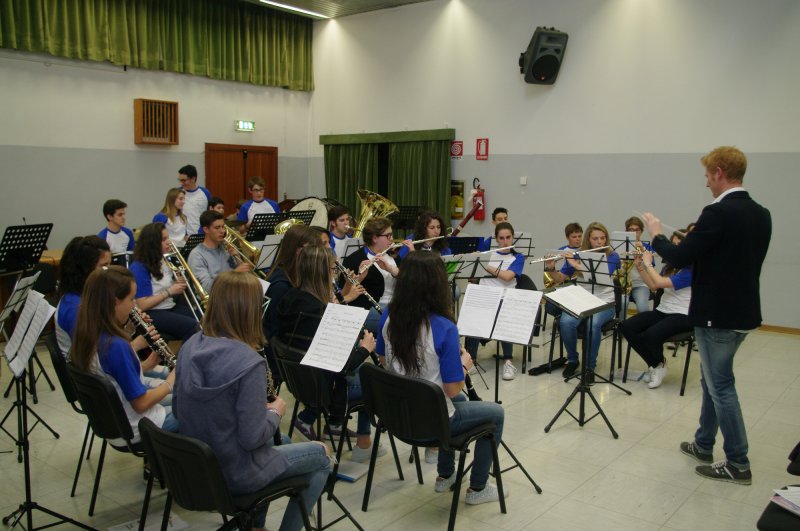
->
[1,327,797,530]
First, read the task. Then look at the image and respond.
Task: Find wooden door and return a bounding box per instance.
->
[205,143,278,216]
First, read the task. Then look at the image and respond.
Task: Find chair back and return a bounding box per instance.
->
[359,363,452,448]
[516,273,538,291]
[67,363,135,444]
[45,334,80,407]
[138,418,238,514]
[271,337,333,412]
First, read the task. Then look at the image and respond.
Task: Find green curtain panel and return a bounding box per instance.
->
[324,144,380,218]
[388,140,451,227]
[0,0,313,91]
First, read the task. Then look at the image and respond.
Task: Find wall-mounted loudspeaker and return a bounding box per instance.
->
[519,27,568,85]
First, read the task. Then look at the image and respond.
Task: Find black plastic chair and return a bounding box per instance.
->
[138,418,311,531]
[66,363,154,527]
[44,335,95,498]
[271,337,381,530]
[359,363,506,531]
[622,330,695,395]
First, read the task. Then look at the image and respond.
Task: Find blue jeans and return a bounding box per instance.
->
[465,337,513,360]
[693,327,749,470]
[364,307,381,336]
[253,442,331,530]
[149,305,199,342]
[438,395,504,490]
[161,407,179,432]
[560,307,615,369]
[629,286,651,313]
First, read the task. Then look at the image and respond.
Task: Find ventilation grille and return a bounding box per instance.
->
[134,99,179,145]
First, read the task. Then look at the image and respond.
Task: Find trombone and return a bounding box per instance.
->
[163,240,208,322]
[224,226,268,280]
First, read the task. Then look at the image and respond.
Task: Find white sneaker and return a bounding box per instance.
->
[648,364,667,389]
[642,367,652,383]
[502,362,517,381]
[434,473,458,493]
[350,442,387,463]
[465,483,508,505]
[424,447,439,464]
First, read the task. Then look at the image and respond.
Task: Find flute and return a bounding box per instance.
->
[357,236,446,274]
[528,245,611,264]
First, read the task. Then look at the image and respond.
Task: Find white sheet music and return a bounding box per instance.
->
[577,251,612,277]
[545,285,608,318]
[457,284,503,338]
[491,289,543,344]
[257,234,284,270]
[2,290,55,377]
[0,271,40,322]
[301,303,368,372]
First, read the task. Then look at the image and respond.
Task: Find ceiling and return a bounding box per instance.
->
[246,0,434,19]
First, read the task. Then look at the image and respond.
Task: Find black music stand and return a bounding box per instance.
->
[388,205,422,239]
[247,211,315,240]
[446,237,481,256]
[256,235,284,273]
[2,291,92,531]
[180,234,205,259]
[110,251,132,268]
[0,224,55,404]
[543,293,619,438]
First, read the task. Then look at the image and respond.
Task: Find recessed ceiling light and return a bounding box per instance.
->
[258,1,329,19]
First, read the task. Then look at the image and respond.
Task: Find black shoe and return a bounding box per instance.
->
[585,371,595,385]
[562,362,579,379]
[695,461,752,485]
[680,441,713,464]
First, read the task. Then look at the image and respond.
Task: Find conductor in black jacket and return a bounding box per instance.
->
[643,146,771,486]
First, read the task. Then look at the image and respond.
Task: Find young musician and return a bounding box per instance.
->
[98,199,135,257]
[397,209,451,259]
[543,222,583,317]
[237,176,280,229]
[327,205,352,258]
[55,235,111,355]
[465,222,524,381]
[342,217,398,335]
[188,211,251,293]
[71,266,177,439]
[623,216,655,313]
[478,207,510,251]
[208,196,226,215]
[376,251,506,505]
[276,246,384,462]
[130,223,198,341]
[177,164,211,235]
[620,231,692,389]
[174,271,330,530]
[153,188,188,247]
[559,222,620,383]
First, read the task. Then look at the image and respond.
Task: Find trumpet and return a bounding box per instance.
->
[334,260,382,313]
[129,307,176,369]
[357,236,445,274]
[163,240,208,322]
[224,227,268,280]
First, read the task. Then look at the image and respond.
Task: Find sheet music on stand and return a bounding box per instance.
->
[457,284,542,346]
[544,285,611,319]
[343,238,365,257]
[0,271,40,328]
[491,232,534,257]
[257,234,284,271]
[248,211,316,240]
[2,290,55,378]
[611,231,650,252]
[441,254,465,279]
[301,303,368,373]
[572,251,614,295]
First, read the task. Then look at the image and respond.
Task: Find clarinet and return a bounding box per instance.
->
[129,307,176,369]
[261,348,282,446]
[334,259,383,313]
[464,373,482,401]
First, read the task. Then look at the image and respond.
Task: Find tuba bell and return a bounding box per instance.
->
[352,189,399,238]
[274,218,304,235]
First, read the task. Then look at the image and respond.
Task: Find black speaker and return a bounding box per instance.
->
[519,27,568,85]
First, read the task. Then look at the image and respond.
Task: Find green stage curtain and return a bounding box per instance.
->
[324,144,380,218]
[388,140,451,227]
[0,0,313,91]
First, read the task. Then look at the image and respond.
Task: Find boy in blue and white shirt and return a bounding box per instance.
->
[98,199,134,256]
[237,176,280,229]
[178,164,212,235]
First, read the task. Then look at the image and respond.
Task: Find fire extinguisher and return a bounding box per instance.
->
[472,178,485,221]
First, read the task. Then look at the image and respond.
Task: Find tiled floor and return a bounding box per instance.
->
[1,327,797,530]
